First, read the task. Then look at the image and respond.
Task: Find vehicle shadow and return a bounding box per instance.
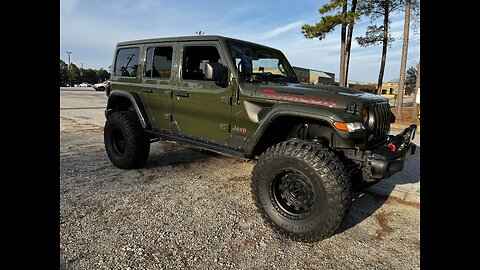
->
[143,141,220,168]
[139,141,420,235]
[336,146,420,234]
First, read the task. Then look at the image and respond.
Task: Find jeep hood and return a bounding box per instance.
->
[247,82,387,109]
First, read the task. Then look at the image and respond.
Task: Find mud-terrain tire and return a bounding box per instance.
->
[104,111,150,169]
[251,139,352,242]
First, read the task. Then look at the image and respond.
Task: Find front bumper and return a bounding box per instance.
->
[365,124,417,179]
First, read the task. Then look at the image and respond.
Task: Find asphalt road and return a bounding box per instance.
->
[60,87,420,269]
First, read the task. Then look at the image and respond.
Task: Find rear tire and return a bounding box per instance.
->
[251,139,351,242]
[104,111,150,169]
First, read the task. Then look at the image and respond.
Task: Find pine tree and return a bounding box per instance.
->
[302,0,359,87]
[356,0,403,94]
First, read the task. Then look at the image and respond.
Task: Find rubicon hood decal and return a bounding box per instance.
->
[262,89,339,108]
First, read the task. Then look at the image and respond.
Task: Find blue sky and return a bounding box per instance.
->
[60,0,419,83]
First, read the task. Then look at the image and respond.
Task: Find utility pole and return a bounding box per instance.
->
[80,62,84,69]
[66,51,72,87]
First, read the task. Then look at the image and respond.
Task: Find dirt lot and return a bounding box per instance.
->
[60,116,419,269]
[390,106,420,132]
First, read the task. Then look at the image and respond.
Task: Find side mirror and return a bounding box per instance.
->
[204,62,227,82]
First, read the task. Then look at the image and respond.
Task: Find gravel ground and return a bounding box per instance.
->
[60,117,420,269]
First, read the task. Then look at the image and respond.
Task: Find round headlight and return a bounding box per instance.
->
[362,108,375,130]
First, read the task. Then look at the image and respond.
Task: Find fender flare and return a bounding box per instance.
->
[246,110,336,157]
[105,90,151,129]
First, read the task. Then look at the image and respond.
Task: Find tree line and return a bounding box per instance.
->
[60,59,110,87]
[302,0,420,119]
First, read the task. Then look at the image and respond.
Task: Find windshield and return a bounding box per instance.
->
[227,40,299,83]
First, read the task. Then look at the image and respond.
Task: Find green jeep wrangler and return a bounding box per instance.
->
[104,35,416,242]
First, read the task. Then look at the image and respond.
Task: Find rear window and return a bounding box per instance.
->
[144,47,173,79]
[114,47,140,77]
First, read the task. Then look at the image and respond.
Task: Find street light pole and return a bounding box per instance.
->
[66,51,72,86]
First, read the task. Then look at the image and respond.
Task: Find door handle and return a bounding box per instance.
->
[142,89,153,93]
[175,92,189,98]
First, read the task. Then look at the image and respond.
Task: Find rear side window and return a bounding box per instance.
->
[182,46,221,81]
[145,47,173,79]
[114,47,140,77]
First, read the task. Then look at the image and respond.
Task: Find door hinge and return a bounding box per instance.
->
[221,96,232,105]
[219,123,230,132]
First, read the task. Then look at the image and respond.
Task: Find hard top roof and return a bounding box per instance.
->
[116,35,278,51]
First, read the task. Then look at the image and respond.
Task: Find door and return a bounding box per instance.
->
[139,43,176,129]
[173,42,233,143]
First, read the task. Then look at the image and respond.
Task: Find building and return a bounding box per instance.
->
[378,78,398,95]
[333,78,399,95]
[293,66,335,85]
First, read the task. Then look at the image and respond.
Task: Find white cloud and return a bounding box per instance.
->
[259,20,304,40]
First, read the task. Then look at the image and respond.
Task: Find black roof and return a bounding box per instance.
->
[116,35,279,51]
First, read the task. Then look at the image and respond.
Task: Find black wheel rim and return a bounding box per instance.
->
[112,128,126,156]
[271,169,316,220]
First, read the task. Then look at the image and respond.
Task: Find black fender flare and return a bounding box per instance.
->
[246,110,336,157]
[105,90,151,129]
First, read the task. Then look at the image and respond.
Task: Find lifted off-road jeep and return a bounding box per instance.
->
[104,35,416,242]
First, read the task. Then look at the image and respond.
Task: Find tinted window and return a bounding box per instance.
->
[145,47,173,79]
[115,47,139,77]
[182,46,221,81]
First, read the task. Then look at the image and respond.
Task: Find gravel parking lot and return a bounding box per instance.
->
[60,88,420,269]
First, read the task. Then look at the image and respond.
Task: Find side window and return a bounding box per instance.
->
[114,47,139,77]
[182,46,221,81]
[144,46,173,79]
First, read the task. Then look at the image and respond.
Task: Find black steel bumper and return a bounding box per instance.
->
[366,124,417,179]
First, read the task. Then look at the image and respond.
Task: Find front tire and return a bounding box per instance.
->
[251,139,351,242]
[104,111,150,169]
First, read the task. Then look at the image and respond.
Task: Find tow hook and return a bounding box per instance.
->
[387,143,396,152]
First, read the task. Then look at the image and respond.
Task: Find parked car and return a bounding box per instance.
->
[104,35,416,242]
[78,82,92,87]
[93,80,111,91]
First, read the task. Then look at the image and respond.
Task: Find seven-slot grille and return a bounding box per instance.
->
[370,102,391,138]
